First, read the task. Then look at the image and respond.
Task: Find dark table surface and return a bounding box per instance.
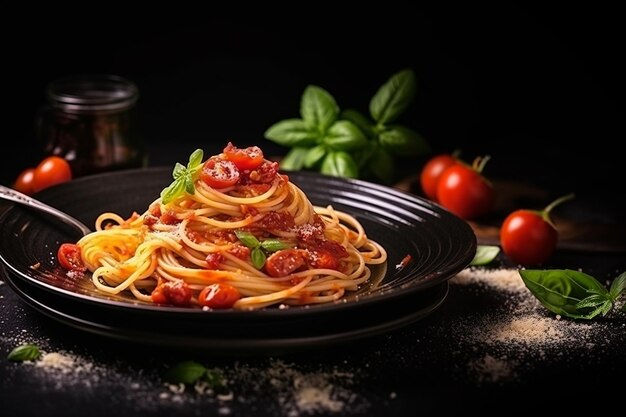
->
[1,239,625,416]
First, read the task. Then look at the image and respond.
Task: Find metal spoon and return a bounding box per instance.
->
[0,185,91,236]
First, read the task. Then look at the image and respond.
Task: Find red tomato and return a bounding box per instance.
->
[57,243,86,272]
[198,283,241,309]
[33,156,72,192]
[419,154,457,202]
[223,142,264,170]
[307,249,340,270]
[265,249,307,277]
[151,280,192,306]
[437,159,494,220]
[500,194,574,266]
[13,168,36,195]
[205,253,223,269]
[200,157,240,188]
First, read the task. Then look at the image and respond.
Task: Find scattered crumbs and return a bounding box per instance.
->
[469,355,514,383]
[452,267,526,293]
[450,267,621,384]
[389,392,397,399]
[30,262,41,270]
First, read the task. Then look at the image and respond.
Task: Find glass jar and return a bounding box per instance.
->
[37,74,145,177]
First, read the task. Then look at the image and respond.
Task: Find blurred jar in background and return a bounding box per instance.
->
[37,74,146,177]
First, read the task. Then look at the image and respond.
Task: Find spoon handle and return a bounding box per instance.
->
[0,185,91,236]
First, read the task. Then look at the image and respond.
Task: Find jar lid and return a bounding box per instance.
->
[47,74,138,113]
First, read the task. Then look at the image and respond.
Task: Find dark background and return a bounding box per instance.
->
[3,5,623,205]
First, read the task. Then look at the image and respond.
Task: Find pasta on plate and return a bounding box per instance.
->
[58,143,387,310]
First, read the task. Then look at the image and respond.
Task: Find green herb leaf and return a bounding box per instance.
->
[379,126,430,156]
[235,230,260,249]
[173,162,186,179]
[341,109,376,140]
[300,86,339,133]
[369,69,416,125]
[609,271,626,299]
[188,149,204,169]
[368,148,395,184]
[304,145,327,169]
[264,119,318,147]
[260,239,291,252]
[161,149,205,204]
[8,343,41,362]
[279,147,309,171]
[323,121,368,151]
[470,245,501,266]
[251,247,266,269]
[203,369,225,388]
[163,361,208,384]
[575,294,609,309]
[600,300,613,316]
[520,269,610,319]
[320,151,359,178]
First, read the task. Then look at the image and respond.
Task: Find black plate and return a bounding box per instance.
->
[0,168,474,348]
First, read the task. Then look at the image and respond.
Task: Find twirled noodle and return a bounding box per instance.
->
[76,150,386,310]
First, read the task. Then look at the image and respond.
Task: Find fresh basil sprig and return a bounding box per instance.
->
[163,360,224,387]
[469,245,501,266]
[265,86,365,178]
[234,230,291,269]
[160,149,204,204]
[520,269,626,319]
[7,343,41,362]
[265,69,430,183]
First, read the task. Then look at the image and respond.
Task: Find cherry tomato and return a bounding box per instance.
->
[223,142,264,170]
[198,283,241,309]
[419,154,457,202]
[57,243,86,272]
[200,157,240,188]
[307,249,340,270]
[33,156,72,193]
[151,280,192,306]
[500,194,574,266]
[436,156,494,220]
[265,249,307,277]
[13,168,36,195]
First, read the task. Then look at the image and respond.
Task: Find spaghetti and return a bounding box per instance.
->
[60,143,387,309]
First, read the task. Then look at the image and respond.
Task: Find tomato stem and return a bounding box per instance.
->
[542,193,575,224]
[472,155,491,173]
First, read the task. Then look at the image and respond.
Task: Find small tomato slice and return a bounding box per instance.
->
[33,156,72,193]
[57,243,86,272]
[223,142,264,170]
[200,157,240,188]
[198,283,241,309]
[265,249,307,277]
[151,280,192,306]
[13,168,36,195]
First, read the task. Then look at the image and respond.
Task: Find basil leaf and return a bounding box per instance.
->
[369,69,416,125]
[203,369,225,388]
[8,344,41,362]
[341,109,376,140]
[368,148,395,184]
[264,119,318,147]
[235,230,260,249]
[300,85,339,133]
[304,145,327,169]
[188,149,204,169]
[260,239,291,252]
[324,120,368,151]
[184,175,195,195]
[353,141,377,169]
[163,361,207,384]
[575,294,609,309]
[279,147,309,171]
[161,179,185,204]
[251,247,266,269]
[172,162,186,179]
[609,271,626,299]
[321,151,359,178]
[379,126,430,156]
[470,245,501,266]
[600,300,613,316]
[520,269,609,319]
